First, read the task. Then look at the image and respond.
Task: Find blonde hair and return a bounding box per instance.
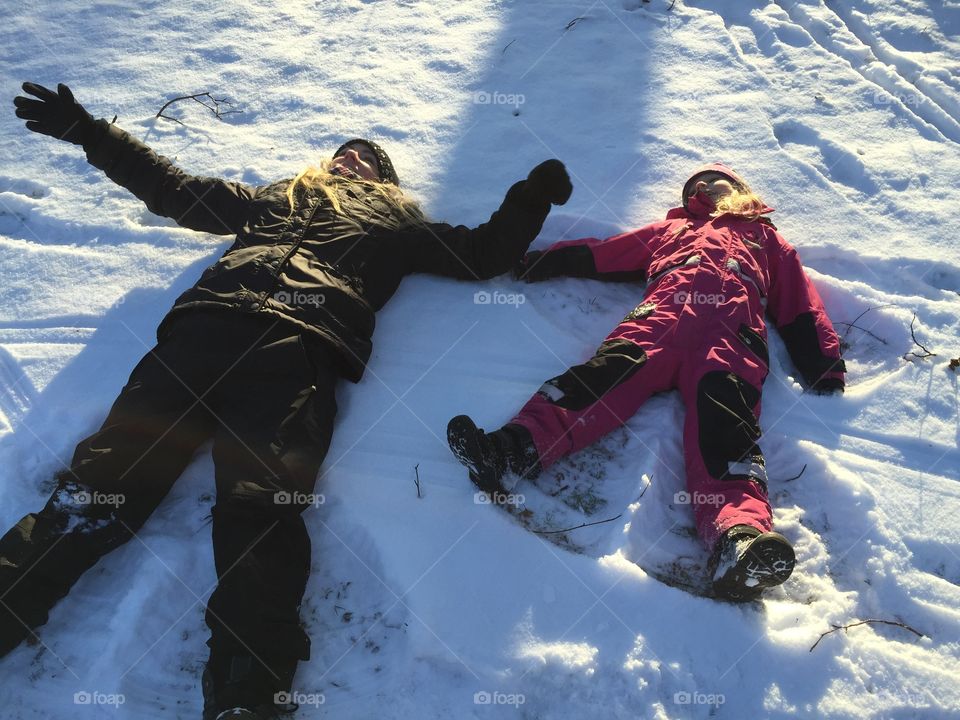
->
[712,185,766,222]
[286,159,426,228]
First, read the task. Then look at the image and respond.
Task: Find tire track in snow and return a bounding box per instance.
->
[775,0,960,145]
[0,345,37,434]
[822,1,960,120]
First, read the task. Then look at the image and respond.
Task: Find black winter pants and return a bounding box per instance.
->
[0,310,337,672]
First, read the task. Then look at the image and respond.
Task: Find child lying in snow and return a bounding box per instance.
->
[448,163,845,601]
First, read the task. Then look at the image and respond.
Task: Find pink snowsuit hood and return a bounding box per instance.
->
[676,162,773,219]
[681,162,747,203]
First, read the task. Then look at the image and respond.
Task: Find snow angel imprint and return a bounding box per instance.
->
[447,162,845,602]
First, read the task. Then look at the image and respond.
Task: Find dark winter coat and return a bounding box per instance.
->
[82,120,551,381]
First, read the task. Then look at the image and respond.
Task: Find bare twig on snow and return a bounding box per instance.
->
[156,92,241,125]
[906,312,937,360]
[810,618,924,652]
[533,513,623,535]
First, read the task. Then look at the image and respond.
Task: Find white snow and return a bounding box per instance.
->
[1,0,959,718]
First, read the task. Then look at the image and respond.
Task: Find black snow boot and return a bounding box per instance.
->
[708,525,796,601]
[447,415,541,496]
[201,647,298,720]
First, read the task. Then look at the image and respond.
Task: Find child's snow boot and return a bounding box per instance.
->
[447,415,540,497]
[708,525,795,601]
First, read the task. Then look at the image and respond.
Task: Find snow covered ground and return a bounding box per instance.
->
[1,0,959,717]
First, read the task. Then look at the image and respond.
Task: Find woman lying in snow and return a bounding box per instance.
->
[448,162,846,602]
[2,82,571,720]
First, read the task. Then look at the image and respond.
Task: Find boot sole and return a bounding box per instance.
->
[446,415,503,494]
[714,531,796,601]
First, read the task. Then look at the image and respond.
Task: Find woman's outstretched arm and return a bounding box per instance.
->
[14,82,256,236]
[405,160,572,281]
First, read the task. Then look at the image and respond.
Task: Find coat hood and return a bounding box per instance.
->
[681,162,747,208]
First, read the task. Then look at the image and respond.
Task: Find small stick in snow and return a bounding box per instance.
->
[532,513,623,535]
[781,464,807,483]
[906,312,937,360]
[839,303,896,349]
[414,464,423,499]
[638,476,651,498]
[834,322,888,345]
[564,17,584,32]
[502,39,517,54]
[156,92,241,125]
[809,619,924,652]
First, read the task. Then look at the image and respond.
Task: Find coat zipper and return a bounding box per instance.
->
[256,196,321,311]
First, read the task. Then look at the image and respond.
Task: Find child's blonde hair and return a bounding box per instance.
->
[712,184,766,222]
[286,159,426,228]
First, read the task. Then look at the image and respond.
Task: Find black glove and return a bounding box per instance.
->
[513,250,564,282]
[513,250,542,282]
[809,377,844,395]
[14,82,96,146]
[522,159,572,208]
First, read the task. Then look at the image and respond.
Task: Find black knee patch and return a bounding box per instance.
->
[696,371,767,487]
[538,338,647,412]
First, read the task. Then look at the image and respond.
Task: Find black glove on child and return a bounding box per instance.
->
[513,250,554,282]
[14,82,96,146]
[521,159,572,209]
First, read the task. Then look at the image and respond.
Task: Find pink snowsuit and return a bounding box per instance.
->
[511,165,845,549]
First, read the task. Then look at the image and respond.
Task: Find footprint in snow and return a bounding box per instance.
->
[0,176,50,200]
[298,513,409,706]
[773,119,880,196]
